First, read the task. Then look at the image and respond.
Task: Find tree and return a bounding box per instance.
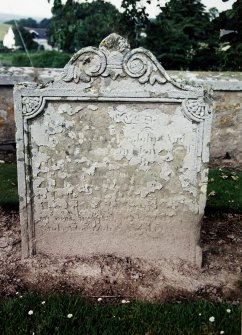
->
[6,18,38,28]
[118,0,151,47]
[39,18,52,29]
[49,0,121,52]
[49,0,74,51]
[144,0,219,70]
[208,7,219,21]
[213,0,242,70]
[73,0,121,50]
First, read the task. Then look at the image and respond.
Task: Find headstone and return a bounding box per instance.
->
[14,34,212,266]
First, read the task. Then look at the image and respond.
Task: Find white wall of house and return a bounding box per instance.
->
[33,38,53,50]
[3,27,16,50]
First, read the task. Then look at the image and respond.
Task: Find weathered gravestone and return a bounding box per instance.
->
[14,34,212,266]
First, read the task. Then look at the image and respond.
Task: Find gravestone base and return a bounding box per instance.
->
[35,214,202,266]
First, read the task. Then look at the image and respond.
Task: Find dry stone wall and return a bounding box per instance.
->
[211,91,242,164]
[170,72,242,167]
[14,34,212,266]
[0,86,16,162]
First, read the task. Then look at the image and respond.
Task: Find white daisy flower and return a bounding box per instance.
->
[28,310,33,315]
[226,309,231,313]
[67,313,73,318]
[41,301,46,305]
[209,316,215,322]
[97,298,102,302]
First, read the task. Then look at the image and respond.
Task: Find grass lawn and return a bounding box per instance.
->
[0,52,14,66]
[206,168,242,214]
[0,50,71,67]
[0,163,18,210]
[0,293,240,335]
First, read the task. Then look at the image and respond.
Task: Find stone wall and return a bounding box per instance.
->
[170,72,242,167]
[0,86,15,162]
[1,67,242,166]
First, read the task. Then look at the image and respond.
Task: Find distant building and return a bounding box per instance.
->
[24,27,52,50]
[2,26,52,51]
[3,27,16,49]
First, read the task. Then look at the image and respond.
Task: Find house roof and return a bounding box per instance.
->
[24,27,47,39]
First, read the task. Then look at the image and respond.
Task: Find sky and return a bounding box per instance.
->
[0,0,237,20]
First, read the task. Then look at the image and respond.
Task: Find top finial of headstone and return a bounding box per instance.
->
[99,33,130,53]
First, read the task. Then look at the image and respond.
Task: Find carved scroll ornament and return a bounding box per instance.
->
[61,33,169,85]
[19,34,211,124]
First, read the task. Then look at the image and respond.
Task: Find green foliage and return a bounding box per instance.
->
[206,168,242,214]
[5,18,38,28]
[46,0,242,70]
[144,0,219,70]
[5,17,52,29]
[119,0,150,47]
[73,0,121,50]
[11,53,31,66]
[0,293,240,335]
[0,163,18,210]
[0,41,9,53]
[50,0,121,52]
[0,52,13,66]
[214,0,242,70]
[10,50,71,68]
[49,0,78,51]
[220,43,242,71]
[32,51,71,68]
[208,7,219,21]
[39,18,52,29]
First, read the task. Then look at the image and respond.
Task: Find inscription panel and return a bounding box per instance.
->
[29,101,201,260]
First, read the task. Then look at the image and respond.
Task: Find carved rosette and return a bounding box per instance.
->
[22,97,42,116]
[123,49,167,85]
[181,98,212,122]
[62,47,107,83]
